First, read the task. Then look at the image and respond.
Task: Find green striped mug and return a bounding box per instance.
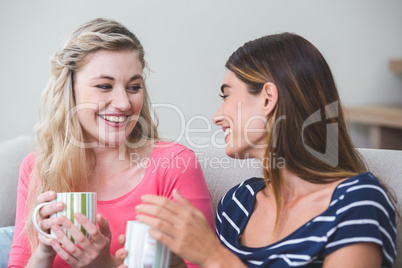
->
[124,221,171,268]
[32,192,96,243]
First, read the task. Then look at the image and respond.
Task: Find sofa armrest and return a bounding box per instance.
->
[0,136,32,227]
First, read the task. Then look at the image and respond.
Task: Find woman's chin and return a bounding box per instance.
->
[225,143,258,160]
[225,146,243,159]
[95,135,129,148]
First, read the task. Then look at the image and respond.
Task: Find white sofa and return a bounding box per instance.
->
[0,136,401,267]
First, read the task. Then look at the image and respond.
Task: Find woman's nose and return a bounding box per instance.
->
[212,105,224,125]
[111,88,131,111]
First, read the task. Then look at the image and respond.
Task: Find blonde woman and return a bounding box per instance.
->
[8,18,213,268]
[131,33,397,267]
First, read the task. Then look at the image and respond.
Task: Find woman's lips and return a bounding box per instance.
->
[98,114,130,127]
[224,128,231,143]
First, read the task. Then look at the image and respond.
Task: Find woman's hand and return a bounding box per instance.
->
[49,213,120,268]
[115,234,128,266]
[135,190,223,267]
[34,191,64,259]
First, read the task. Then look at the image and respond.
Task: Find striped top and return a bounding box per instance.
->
[215,172,396,267]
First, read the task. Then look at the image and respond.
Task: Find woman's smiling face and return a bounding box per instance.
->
[73,49,144,147]
[213,70,272,159]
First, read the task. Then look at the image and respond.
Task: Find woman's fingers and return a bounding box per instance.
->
[95,214,112,241]
[35,191,64,240]
[37,233,57,248]
[136,190,219,266]
[58,213,109,250]
[137,214,176,239]
[135,203,177,226]
[172,189,194,208]
[140,195,182,214]
[38,216,60,233]
[51,223,84,261]
[140,190,198,214]
[34,191,60,256]
[35,191,64,220]
[172,190,206,220]
[75,213,111,245]
[137,193,192,224]
[59,215,91,247]
[49,237,80,266]
[118,234,126,246]
[115,247,127,263]
[36,191,63,233]
[36,191,56,203]
[147,225,175,247]
[38,202,64,219]
[137,192,205,230]
[51,214,114,266]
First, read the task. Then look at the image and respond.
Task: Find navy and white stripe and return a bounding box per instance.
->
[215,173,396,267]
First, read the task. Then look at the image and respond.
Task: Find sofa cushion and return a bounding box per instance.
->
[192,146,263,215]
[0,226,14,267]
[0,136,32,227]
[359,148,402,268]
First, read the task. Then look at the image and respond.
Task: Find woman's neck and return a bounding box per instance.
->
[89,144,131,178]
[88,140,153,178]
[274,169,345,205]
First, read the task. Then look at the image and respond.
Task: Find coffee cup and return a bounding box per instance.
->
[32,192,96,243]
[124,220,170,268]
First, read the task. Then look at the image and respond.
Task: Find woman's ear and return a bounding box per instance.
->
[262,82,278,116]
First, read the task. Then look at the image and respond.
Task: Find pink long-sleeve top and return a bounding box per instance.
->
[8,141,214,268]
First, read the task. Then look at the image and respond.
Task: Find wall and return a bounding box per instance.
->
[1,0,401,146]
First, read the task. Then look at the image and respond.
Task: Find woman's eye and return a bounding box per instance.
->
[95,84,112,90]
[127,85,142,92]
[219,94,228,100]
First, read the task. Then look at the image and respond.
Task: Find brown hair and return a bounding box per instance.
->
[226,32,368,231]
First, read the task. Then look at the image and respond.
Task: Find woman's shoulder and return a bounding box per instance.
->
[17,152,36,187]
[330,172,395,221]
[226,177,265,195]
[152,141,195,158]
[20,152,35,170]
[333,172,390,202]
[323,172,397,266]
[219,177,265,207]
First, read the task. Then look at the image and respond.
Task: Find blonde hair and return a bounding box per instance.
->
[26,18,158,250]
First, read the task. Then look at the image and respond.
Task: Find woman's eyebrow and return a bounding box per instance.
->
[90,74,143,82]
[91,75,115,81]
[128,74,143,82]
[221,84,230,93]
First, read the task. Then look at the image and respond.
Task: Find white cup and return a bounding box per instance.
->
[124,221,171,268]
[32,192,96,243]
